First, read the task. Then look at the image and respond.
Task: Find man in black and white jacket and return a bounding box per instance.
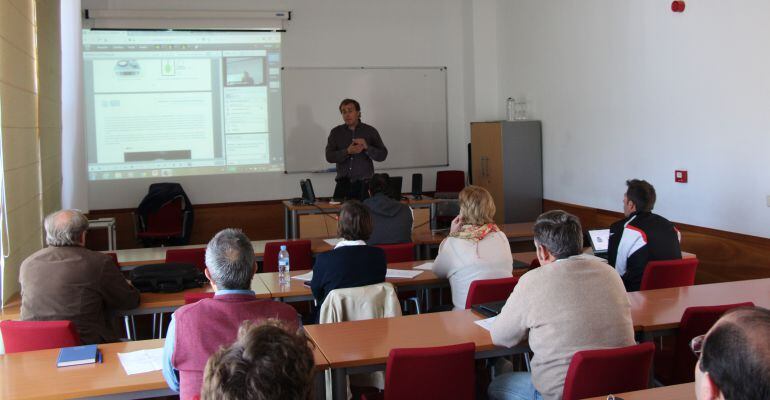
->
[608,179,682,291]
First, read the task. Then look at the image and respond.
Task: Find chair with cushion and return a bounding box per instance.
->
[465,277,519,309]
[654,302,754,385]
[262,240,313,273]
[184,292,216,305]
[0,320,81,353]
[165,248,207,272]
[435,170,466,194]
[434,170,465,229]
[135,196,193,247]
[562,342,655,400]
[363,342,476,400]
[640,258,698,291]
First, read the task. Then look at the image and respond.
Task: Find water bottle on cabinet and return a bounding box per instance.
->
[278,245,290,286]
[506,97,515,121]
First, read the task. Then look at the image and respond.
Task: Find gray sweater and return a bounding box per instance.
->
[491,254,635,400]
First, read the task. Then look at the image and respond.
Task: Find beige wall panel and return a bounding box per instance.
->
[38,96,60,127]
[6,199,43,255]
[7,0,34,22]
[0,1,35,56]
[38,126,59,158]
[41,179,60,215]
[4,162,42,212]
[0,127,37,170]
[0,83,36,127]
[0,38,36,93]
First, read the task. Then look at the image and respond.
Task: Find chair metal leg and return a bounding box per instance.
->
[158,313,165,339]
[130,316,137,340]
[123,316,132,341]
[524,352,532,372]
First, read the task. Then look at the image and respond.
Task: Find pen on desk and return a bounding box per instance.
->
[97,349,103,364]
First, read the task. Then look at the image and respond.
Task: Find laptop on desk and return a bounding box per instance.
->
[588,228,610,260]
[471,301,506,318]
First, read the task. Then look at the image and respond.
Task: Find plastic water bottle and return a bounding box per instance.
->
[278,245,290,286]
[506,97,515,121]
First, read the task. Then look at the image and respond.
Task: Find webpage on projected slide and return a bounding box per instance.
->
[83,31,283,181]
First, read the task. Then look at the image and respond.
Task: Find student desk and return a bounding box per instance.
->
[283,197,435,240]
[257,260,445,303]
[629,277,770,340]
[112,238,334,270]
[0,338,330,400]
[584,382,695,400]
[510,250,696,266]
[304,309,527,400]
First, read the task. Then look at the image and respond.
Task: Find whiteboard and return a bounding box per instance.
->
[282,67,448,173]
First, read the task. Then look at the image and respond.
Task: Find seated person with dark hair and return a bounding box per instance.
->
[695,306,770,400]
[162,229,298,399]
[311,201,387,314]
[363,173,413,245]
[608,179,681,291]
[201,320,315,400]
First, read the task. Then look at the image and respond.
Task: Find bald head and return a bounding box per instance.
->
[44,210,89,247]
[697,307,770,400]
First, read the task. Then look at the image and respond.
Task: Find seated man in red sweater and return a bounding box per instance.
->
[162,229,298,399]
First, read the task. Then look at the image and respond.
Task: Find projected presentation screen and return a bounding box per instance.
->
[82,30,283,181]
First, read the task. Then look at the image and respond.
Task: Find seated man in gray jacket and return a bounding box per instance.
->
[488,210,635,400]
[363,173,413,245]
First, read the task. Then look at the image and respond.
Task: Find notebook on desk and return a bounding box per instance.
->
[588,229,610,260]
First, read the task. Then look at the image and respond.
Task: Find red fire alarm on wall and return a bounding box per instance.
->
[671,1,686,12]
[675,170,688,183]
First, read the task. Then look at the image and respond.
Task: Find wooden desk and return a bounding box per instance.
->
[511,250,696,266]
[113,238,334,270]
[304,309,522,400]
[283,197,436,239]
[0,338,330,400]
[584,383,695,400]
[630,278,770,339]
[257,260,445,303]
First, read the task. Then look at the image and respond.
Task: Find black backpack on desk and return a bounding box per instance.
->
[129,263,206,293]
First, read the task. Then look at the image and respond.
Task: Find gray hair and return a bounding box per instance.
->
[533,210,583,260]
[205,229,255,290]
[44,210,89,246]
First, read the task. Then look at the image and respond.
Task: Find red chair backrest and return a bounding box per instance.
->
[562,342,655,400]
[184,292,216,305]
[465,277,519,309]
[0,320,81,353]
[529,258,540,269]
[166,247,207,272]
[640,258,698,290]
[435,170,465,193]
[667,302,754,384]
[375,243,416,263]
[105,252,120,271]
[145,196,184,232]
[263,240,313,273]
[384,342,475,400]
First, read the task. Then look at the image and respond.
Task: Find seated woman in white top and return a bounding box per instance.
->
[433,185,513,310]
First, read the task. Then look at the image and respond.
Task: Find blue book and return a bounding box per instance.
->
[57,344,99,367]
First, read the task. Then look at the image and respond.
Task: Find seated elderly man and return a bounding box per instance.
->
[20,209,140,344]
[695,306,770,400]
[488,210,635,400]
[162,228,298,399]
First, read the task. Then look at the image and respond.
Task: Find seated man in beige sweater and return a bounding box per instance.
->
[488,210,635,400]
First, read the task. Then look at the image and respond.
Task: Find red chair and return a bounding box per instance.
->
[562,342,655,400]
[136,196,192,247]
[655,302,754,385]
[263,240,313,273]
[184,292,216,305]
[105,252,120,270]
[435,170,466,193]
[465,277,519,309]
[375,243,415,263]
[363,342,475,400]
[0,320,81,353]
[529,258,540,269]
[166,248,207,272]
[640,258,698,291]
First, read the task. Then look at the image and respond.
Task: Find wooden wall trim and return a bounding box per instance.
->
[543,199,770,284]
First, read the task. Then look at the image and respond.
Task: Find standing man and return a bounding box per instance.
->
[325,98,388,182]
[607,179,682,291]
[20,209,140,344]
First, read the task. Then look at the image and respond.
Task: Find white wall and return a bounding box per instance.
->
[497,0,770,238]
[82,0,477,209]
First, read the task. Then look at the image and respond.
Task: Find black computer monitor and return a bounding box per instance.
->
[332,178,351,202]
[300,179,315,204]
[386,176,403,200]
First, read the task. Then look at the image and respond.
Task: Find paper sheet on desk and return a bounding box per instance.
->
[474,316,497,332]
[386,269,423,279]
[323,238,343,246]
[413,262,433,271]
[291,271,314,282]
[118,348,164,375]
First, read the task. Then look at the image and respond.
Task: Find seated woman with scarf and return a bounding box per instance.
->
[433,185,513,310]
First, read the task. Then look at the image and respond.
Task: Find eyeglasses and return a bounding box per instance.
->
[690,334,705,357]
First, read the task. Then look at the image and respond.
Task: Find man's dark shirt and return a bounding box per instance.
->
[325,121,387,181]
[607,211,682,291]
